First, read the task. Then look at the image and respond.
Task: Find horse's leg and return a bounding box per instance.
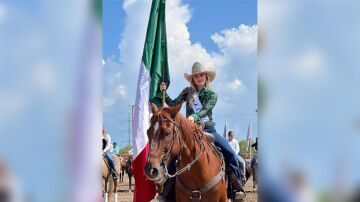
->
[128,174,132,192]
[121,169,125,183]
[118,170,121,183]
[109,181,114,202]
[114,181,118,202]
[104,179,109,202]
[252,167,257,191]
[255,167,258,191]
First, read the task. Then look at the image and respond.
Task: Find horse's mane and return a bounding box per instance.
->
[174,112,218,166]
[174,113,204,150]
[152,107,217,166]
[152,107,204,151]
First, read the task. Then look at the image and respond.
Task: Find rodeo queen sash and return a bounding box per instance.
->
[191,92,210,123]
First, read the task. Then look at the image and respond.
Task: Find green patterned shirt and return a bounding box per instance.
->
[165,87,218,123]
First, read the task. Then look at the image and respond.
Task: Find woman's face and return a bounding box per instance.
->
[192,73,207,88]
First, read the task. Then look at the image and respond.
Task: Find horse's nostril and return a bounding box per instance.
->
[150,167,158,178]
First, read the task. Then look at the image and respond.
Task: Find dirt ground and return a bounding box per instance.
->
[114,175,258,202]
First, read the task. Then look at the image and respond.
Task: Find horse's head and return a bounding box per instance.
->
[144,102,182,189]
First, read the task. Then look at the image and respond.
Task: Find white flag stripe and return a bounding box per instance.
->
[132,62,151,159]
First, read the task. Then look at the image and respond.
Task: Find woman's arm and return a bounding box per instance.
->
[165,87,189,106]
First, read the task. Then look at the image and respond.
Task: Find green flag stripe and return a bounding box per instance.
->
[141,0,170,107]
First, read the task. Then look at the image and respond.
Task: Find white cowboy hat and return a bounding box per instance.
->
[184,62,216,83]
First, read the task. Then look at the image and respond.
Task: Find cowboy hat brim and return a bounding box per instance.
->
[184,68,216,83]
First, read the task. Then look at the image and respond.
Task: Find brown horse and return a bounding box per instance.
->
[120,157,127,183]
[125,157,133,191]
[145,103,227,202]
[102,154,121,202]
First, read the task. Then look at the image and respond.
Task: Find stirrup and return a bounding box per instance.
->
[111,171,118,180]
[229,173,246,194]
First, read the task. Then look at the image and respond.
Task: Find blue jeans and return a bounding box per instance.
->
[236,155,246,177]
[204,126,241,181]
[105,150,117,175]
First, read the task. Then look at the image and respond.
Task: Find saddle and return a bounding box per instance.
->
[203,132,215,143]
[103,156,111,173]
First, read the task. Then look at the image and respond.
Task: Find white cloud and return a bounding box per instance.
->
[118,0,215,79]
[113,0,257,118]
[118,0,152,72]
[116,85,127,97]
[102,59,106,66]
[118,0,257,82]
[212,24,257,56]
[102,57,129,109]
[228,79,243,90]
[210,25,257,100]
[166,0,215,77]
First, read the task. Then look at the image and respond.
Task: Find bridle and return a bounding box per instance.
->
[148,114,226,201]
[147,116,205,184]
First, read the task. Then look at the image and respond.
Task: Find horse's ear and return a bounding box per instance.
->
[151,103,159,113]
[173,102,183,114]
[168,102,183,118]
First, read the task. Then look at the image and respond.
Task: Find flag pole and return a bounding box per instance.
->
[161,1,166,107]
[162,65,166,107]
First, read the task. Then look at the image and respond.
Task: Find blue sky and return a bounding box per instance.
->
[103,0,257,58]
[102,0,258,149]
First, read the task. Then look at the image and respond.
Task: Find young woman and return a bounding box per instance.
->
[160,62,245,199]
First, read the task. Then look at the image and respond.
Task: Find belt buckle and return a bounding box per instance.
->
[189,190,201,200]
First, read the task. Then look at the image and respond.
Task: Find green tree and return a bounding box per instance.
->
[119,145,132,154]
[239,140,256,154]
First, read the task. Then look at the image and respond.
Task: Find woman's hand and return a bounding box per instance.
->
[160,82,167,91]
[187,115,194,123]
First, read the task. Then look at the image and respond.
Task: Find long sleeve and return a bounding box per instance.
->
[165,87,189,106]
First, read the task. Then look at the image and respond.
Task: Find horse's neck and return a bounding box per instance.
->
[175,115,216,183]
[175,115,199,158]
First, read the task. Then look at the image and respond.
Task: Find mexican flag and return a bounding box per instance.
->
[132,0,170,201]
